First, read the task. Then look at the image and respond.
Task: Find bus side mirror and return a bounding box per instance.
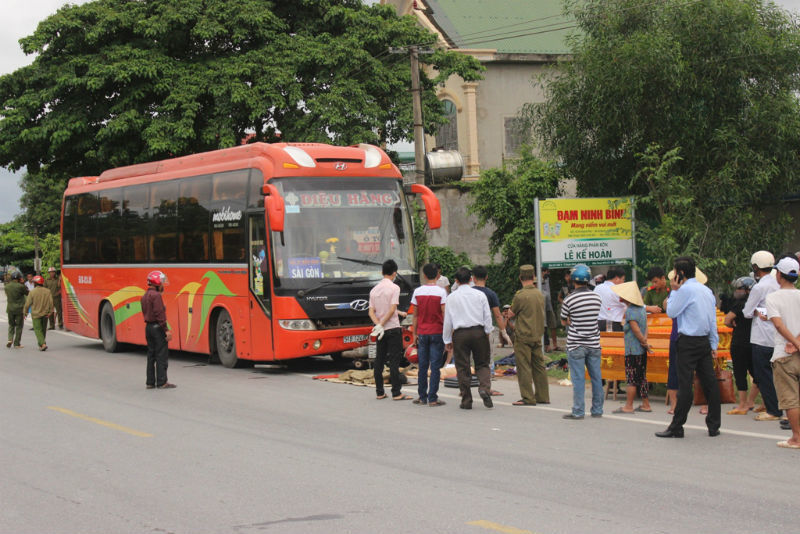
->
[405,183,441,229]
[262,184,285,232]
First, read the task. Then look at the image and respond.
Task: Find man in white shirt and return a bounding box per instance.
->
[744,250,782,421]
[595,266,626,331]
[443,267,494,410]
[766,256,800,449]
[434,263,450,294]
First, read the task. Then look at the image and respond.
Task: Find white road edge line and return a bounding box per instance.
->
[302,372,788,441]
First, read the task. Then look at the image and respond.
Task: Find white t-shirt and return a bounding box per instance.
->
[765,287,800,362]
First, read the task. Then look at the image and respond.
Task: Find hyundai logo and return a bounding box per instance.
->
[349,299,369,312]
[335,162,347,171]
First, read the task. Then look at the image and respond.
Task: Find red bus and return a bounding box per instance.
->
[60,142,441,367]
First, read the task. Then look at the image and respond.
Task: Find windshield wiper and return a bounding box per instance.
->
[297,278,370,298]
[338,256,382,266]
[338,256,413,290]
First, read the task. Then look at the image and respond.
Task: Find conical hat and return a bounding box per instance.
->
[611,281,644,307]
[668,268,708,285]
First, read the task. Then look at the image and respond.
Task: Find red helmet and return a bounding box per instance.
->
[404,344,418,364]
[147,270,168,287]
[32,275,44,286]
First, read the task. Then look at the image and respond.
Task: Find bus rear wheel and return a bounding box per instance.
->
[213,309,243,368]
[100,302,120,353]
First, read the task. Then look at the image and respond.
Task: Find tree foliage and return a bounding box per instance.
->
[468,148,561,300]
[529,0,800,284]
[19,171,65,236]
[0,0,483,178]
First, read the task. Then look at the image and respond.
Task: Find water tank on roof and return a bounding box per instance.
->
[424,150,464,185]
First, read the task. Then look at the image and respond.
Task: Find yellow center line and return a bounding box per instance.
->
[47,406,153,438]
[467,520,536,534]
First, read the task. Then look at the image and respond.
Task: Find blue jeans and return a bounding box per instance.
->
[567,346,604,417]
[417,334,445,402]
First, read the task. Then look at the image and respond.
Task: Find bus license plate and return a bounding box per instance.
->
[343,334,368,344]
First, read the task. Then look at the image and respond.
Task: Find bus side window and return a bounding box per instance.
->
[179,175,211,262]
[150,182,179,263]
[122,185,149,263]
[210,170,247,262]
[98,188,122,263]
[74,193,99,263]
[62,197,77,263]
[247,169,265,209]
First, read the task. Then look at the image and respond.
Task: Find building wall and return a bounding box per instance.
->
[427,186,495,264]
[474,62,550,170]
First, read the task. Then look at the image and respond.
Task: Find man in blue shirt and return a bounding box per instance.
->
[656,256,721,438]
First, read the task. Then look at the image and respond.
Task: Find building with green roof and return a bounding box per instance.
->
[383,0,572,178]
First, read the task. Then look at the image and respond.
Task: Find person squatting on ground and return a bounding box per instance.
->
[656,256,721,438]
[369,259,411,401]
[724,276,760,415]
[765,256,800,449]
[510,265,549,406]
[44,267,63,330]
[743,250,782,422]
[5,271,28,349]
[560,264,604,419]
[612,281,652,414]
[141,270,175,389]
[410,263,448,407]
[442,266,494,410]
[24,275,53,351]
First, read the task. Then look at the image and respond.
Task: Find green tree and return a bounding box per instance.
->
[529,0,800,283]
[20,171,65,237]
[468,148,561,303]
[0,0,482,178]
[0,220,36,271]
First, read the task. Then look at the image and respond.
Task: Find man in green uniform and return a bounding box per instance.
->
[511,265,549,405]
[24,275,53,351]
[5,271,28,348]
[643,266,669,313]
[44,267,63,330]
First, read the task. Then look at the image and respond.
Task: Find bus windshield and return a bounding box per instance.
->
[270,177,415,288]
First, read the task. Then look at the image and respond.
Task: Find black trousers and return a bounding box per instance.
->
[145,323,169,387]
[669,335,721,432]
[453,326,491,404]
[374,327,403,397]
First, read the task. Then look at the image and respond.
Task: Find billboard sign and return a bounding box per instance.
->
[538,197,633,268]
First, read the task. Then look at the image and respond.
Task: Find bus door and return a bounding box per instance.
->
[248,213,274,359]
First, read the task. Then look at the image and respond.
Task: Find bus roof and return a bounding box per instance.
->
[66,142,401,191]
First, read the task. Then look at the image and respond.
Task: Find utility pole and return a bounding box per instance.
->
[409,46,425,185]
[389,45,433,185]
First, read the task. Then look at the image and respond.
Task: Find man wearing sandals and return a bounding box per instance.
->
[765,257,800,449]
[369,260,410,401]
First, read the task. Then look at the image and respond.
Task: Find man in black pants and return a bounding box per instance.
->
[142,270,175,389]
[442,267,494,409]
[656,256,720,438]
[368,260,410,401]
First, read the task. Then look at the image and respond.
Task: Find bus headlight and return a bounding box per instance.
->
[279,319,317,330]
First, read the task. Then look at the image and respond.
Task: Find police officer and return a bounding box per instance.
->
[44,267,63,330]
[24,275,53,351]
[5,271,28,348]
[141,271,175,389]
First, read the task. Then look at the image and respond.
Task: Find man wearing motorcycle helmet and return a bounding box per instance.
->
[24,275,53,351]
[141,270,175,389]
[743,250,781,421]
[724,277,759,415]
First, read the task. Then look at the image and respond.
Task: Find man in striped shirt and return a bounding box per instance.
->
[560,264,604,419]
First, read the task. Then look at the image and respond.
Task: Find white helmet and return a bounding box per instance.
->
[750,250,774,270]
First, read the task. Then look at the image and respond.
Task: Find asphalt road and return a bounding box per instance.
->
[1,310,798,534]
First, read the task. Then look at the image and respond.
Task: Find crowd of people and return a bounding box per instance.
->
[369,249,800,450]
[4,267,62,351]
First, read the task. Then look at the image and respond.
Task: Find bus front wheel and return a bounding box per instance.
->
[100,302,120,353]
[213,309,242,368]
